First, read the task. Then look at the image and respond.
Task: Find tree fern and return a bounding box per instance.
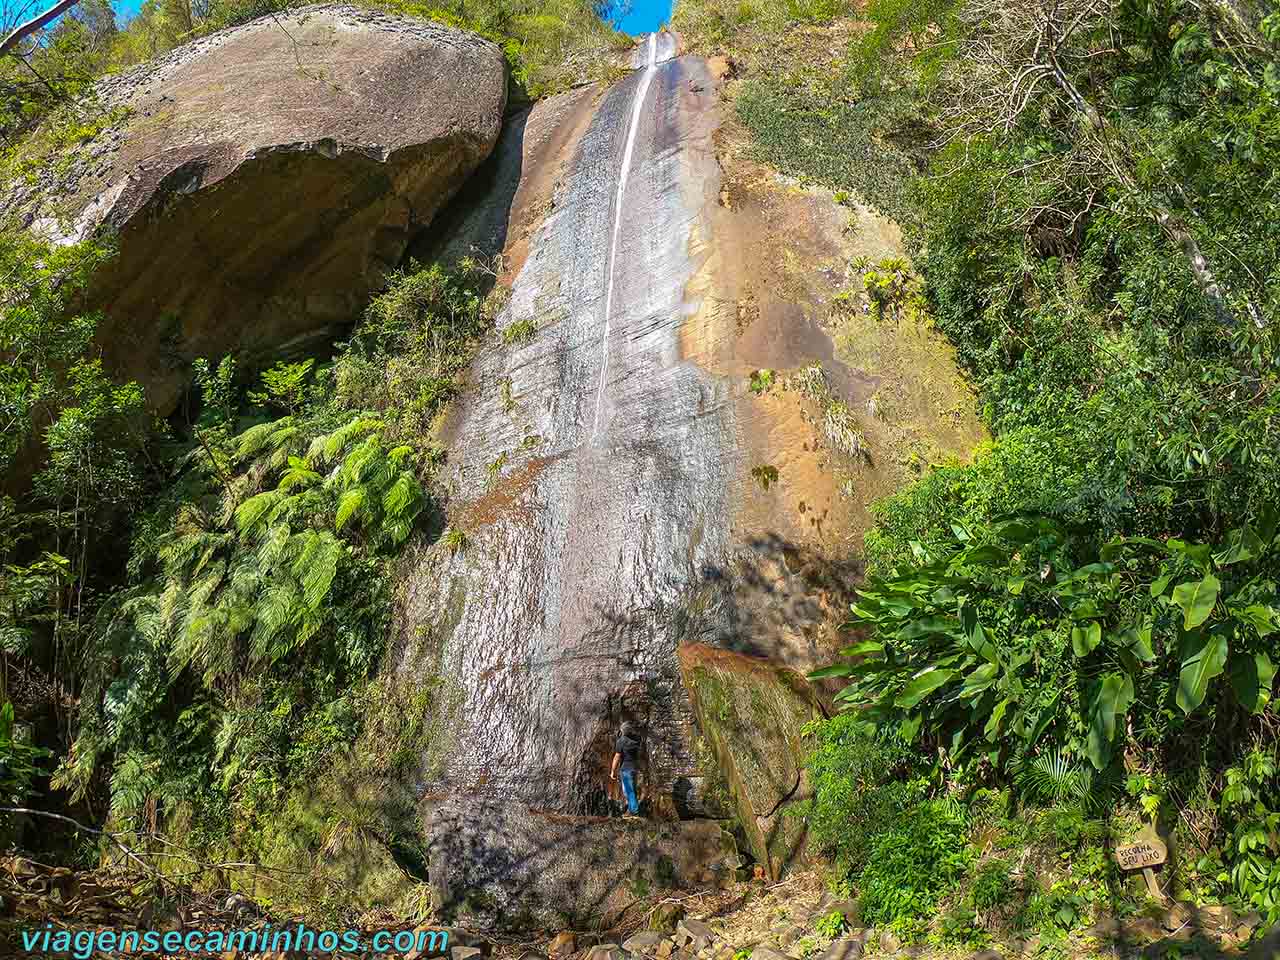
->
[382,475,423,545]
[278,456,321,492]
[109,751,155,817]
[254,522,292,568]
[338,435,385,487]
[235,416,295,459]
[249,578,303,666]
[318,416,382,464]
[175,605,235,684]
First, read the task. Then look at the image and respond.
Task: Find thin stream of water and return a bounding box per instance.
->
[593,31,658,439]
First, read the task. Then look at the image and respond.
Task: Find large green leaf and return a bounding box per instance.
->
[996,521,1038,544]
[960,662,1000,699]
[896,668,956,709]
[1258,505,1279,546]
[1120,623,1156,661]
[1238,604,1277,638]
[1167,538,1213,569]
[1086,672,1134,771]
[808,663,858,680]
[1070,562,1115,581]
[897,616,958,640]
[1215,525,1263,566]
[838,639,886,657]
[1176,631,1229,714]
[961,544,1007,566]
[1172,574,1220,630]
[1228,652,1276,714]
[1071,621,1102,657]
[984,697,1010,740]
[965,614,998,664]
[1025,692,1061,751]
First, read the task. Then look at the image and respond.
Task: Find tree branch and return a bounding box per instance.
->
[1,0,82,57]
[0,806,163,880]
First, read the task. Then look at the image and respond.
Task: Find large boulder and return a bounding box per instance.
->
[4,3,506,414]
[678,643,823,879]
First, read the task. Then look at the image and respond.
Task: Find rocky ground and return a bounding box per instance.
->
[4,855,1277,960]
[524,872,1276,960]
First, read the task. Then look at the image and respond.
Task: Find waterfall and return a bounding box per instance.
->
[593,31,660,439]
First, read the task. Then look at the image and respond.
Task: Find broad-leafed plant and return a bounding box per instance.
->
[816,511,1279,775]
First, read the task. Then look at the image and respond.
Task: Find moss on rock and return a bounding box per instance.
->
[678,643,823,878]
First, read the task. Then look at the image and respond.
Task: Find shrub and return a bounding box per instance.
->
[814,909,847,938]
[856,800,969,924]
[801,713,913,875]
[969,859,1012,911]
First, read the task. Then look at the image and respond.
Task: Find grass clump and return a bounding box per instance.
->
[502,315,539,345]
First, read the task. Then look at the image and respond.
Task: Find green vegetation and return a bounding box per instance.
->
[814,908,848,939]
[502,315,539,344]
[678,0,1280,937]
[0,702,50,808]
[858,802,968,925]
[2,235,495,909]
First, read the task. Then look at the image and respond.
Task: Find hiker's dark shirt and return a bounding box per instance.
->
[615,734,641,772]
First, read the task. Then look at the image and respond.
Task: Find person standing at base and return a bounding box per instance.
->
[610,721,643,818]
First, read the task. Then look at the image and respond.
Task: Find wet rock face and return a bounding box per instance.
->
[4,3,505,415]
[395,44,721,821]
[392,42,739,926]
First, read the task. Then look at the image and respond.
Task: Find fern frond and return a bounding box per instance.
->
[176,604,237,684]
[305,433,329,465]
[158,529,225,578]
[268,424,300,449]
[319,416,382,465]
[383,519,414,546]
[278,457,322,493]
[249,579,301,665]
[335,487,368,531]
[382,474,423,527]
[291,531,343,610]
[387,444,415,468]
[235,417,294,459]
[339,435,383,487]
[254,523,293,568]
[235,489,285,535]
[109,752,154,818]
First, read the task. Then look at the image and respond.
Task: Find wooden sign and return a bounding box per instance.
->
[1115,826,1168,870]
[1115,826,1168,900]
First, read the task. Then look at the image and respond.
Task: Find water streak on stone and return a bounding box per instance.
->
[595,31,658,438]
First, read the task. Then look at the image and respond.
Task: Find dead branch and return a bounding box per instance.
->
[1,0,81,58]
[0,806,163,880]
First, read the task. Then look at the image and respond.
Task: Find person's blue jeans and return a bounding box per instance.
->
[620,768,639,814]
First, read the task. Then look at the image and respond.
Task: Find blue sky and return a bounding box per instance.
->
[109,0,671,32]
[111,0,142,21]
[609,0,672,35]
